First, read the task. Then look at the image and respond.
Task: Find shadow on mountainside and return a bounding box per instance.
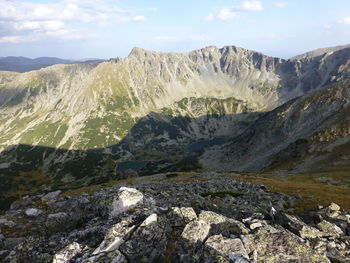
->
[0,111,259,210]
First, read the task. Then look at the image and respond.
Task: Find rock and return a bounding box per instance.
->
[317,220,344,237]
[110,187,145,217]
[181,220,211,246]
[243,226,331,263]
[25,208,43,217]
[278,213,324,239]
[202,235,250,262]
[53,242,83,263]
[46,212,76,235]
[119,213,167,263]
[328,203,341,211]
[41,190,62,201]
[4,238,24,249]
[198,210,249,236]
[93,219,135,255]
[180,207,197,223]
[166,207,197,227]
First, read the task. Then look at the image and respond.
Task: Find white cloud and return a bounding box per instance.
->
[209,0,264,21]
[205,13,214,21]
[276,2,288,8]
[218,8,238,20]
[242,0,264,11]
[132,16,146,22]
[339,17,350,25]
[0,0,147,43]
[0,35,26,43]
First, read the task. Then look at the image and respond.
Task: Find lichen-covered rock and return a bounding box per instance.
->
[53,242,83,263]
[278,213,324,239]
[317,220,344,237]
[242,226,331,263]
[25,208,43,217]
[202,235,250,263]
[199,210,249,236]
[110,187,145,217]
[119,213,167,262]
[92,218,135,255]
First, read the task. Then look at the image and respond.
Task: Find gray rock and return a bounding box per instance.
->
[279,213,324,239]
[243,226,331,263]
[25,208,43,217]
[198,210,249,236]
[181,220,211,245]
[53,242,83,263]
[110,187,145,217]
[317,220,344,237]
[93,218,135,255]
[203,235,250,262]
[119,213,167,262]
[41,190,62,201]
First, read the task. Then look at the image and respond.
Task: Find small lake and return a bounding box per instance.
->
[188,138,226,152]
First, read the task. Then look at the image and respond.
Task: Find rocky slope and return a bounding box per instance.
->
[0,172,349,263]
[200,79,350,173]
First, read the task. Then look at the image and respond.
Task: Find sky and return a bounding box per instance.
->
[0,0,350,59]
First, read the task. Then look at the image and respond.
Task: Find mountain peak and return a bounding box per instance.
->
[128,47,154,58]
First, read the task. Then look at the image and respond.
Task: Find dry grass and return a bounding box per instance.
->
[227,171,350,213]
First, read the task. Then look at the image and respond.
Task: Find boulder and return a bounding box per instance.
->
[53,242,83,263]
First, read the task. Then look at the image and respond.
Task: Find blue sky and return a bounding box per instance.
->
[0,0,350,59]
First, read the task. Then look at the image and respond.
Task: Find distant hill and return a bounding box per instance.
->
[290,43,350,60]
[0,56,104,72]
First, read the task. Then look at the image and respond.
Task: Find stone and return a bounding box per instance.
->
[198,210,249,236]
[180,207,197,223]
[279,213,324,239]
[53,242,83,263]
[317,220,344,237]
[24,208,43,217]
[328,203,340,211]
[41,190,62,201]
[203,235,250,262]
[181,220,211,245]
[119,213,167,263]
[93,219,135,255]
[110,187,144,217]
[243,227,331,263]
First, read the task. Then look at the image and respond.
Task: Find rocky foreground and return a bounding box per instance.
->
[0,172,349,263]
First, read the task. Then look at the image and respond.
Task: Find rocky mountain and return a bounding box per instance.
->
[0,172,349,262]
[0,56,103,73]
[200,79,350,173]
[1,44,350,208]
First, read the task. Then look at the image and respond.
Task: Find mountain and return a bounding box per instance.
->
[0,44,350,208]
[200,79,350,173]
[0,56,104,72]
[291,43,350,60]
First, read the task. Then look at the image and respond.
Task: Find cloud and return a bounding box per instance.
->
[276,2,288,8]
[242,0,264,11]
[206,0,264,21]
[217,8,239,20]
[132,16,146,22]
[0,0,147,43]
[338,17,350,25]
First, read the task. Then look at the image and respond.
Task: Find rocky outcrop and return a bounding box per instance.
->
[0,172,349,262]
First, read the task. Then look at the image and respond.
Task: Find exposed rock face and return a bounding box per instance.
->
[0,172,349,263]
